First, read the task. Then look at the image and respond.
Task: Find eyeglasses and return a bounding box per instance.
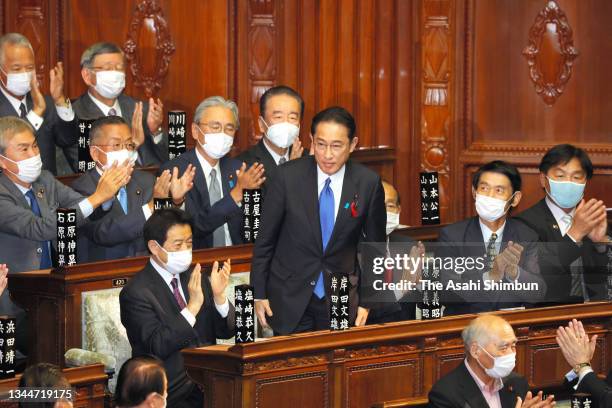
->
[94,143,137,151]
[313,141,347,154]
[198,121,237,135]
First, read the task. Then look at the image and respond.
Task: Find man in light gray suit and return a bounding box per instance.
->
[0,116,132,273]
[71,116,195,263]
[61,42,167,171]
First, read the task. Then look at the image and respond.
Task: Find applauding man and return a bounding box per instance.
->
[120,208,234,408]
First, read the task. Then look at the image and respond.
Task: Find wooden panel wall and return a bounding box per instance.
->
[2,0,612,225]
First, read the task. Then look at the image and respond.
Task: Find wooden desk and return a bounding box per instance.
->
[0,364,107,408]
[182,302,612,408]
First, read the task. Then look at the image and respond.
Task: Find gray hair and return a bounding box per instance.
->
[461,314,510,353]
[0,33,34,66]
[193,96,240,129]
[80,42,124,68]
[0,117,34,155]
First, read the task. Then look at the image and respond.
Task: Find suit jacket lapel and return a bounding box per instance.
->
[499,386,518,408]
[81,93,106,119]
[30,180,52,223]
[219,157,233,198]
[327,161,357,252]
[458,363,491,408]
[144,262,185,313]
[537,199,564,240]
[118,95,134,123]
[0,91,16,117]
[302,160,323,252]
[179,268,191,304]
[0,175,29,208]
[465,217,487,256]
[186,149,209,205]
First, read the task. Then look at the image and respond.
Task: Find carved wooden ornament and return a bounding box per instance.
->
[522,0,578,106]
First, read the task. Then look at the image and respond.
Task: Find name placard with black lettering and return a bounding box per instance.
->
[168,111,187,160]
[77,119,96,173]
[153,198,173,211]
[56,209,77,267]
[420,262,442,320]
[330,274,350,330]
[419,172,440,225]
[0,317,17,379]
[234,284,255,343]
[242,189,262,243]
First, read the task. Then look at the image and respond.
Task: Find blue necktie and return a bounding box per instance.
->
[315,178,334,298]
[25,190,52,269]
[118,187,128,214]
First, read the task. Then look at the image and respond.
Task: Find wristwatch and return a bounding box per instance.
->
[573,362,591,374]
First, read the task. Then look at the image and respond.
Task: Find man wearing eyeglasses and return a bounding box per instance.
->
[160,96,265,249]
[65,42,167,172]
[71,116,195,262]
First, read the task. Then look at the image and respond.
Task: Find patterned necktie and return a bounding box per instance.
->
[560,214,573,236]
[486,232,498,272]
[170,277,187,309]
[315,178,334,298]
[208,169,226,247]
[19,103,27,119]
[25,190,52,269]
[278,157,287,165]
[118,187,128,214]
[108,108,117,116]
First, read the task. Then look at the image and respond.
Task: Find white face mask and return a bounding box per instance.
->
[196,126,233,159]
[94,71,125,99]
[94,147,131,170]
[262,119,300,149]
[1,69,32,96]
[158,243,192,275]
[386,211,400,235]
[477,345,516,379]
[1,153,42,183]
[474,193,515,223]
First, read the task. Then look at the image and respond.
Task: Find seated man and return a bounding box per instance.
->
[236,85,306,196]
[66,42,167,170]
[557,319,612,408]
[160,96,264,249]
[516,144,610,304]
[0,116,131,273]
[429,314,554,408]
[120,208,234,408]
[19,362,73,407]
[115,356,168,408]
[0,33,77,175]
[0,264,27,366]
[437,161,546,315]
[71,116,195,262]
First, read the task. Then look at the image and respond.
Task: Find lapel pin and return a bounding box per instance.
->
[136,189,141,195]
[350,194,359,218]
[37,189,44,198]
[344,202,349,209]
[552,224,559,230]
[229,174,235,189]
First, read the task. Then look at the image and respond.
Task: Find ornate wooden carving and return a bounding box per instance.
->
[522,0,578,106]
[346,343,418,359]
[244,354,327,374]
[247,0,276,145]
[420,0,453,224]
[123,0,175,98]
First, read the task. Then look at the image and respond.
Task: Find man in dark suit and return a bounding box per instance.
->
[160,96,265,249]
[515,144,609,304]
[557,319,612,408]
[252,106,386,335]
[0,116,131,273]
[65,42,167,171]
[236,85,306,195]
[367,180,423,324]
[429,314,555,408]
[0,33,77,175]
[120,208,234,408]
[71,116,195,262]
[0,264,27,368]
[437,161,546,315]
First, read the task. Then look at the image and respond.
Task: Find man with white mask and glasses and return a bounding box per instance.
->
[237,85,307,196]
[429,315,555,408]
[0,33,78,175]
[120,208,234,408]
[437,161,546,315]
[161,96,265,249]
[516,144,610,304]
[71,116,196,262]
[66,42,167,171]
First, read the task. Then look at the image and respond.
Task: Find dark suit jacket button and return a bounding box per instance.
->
[36,248,43,254]
[310,281,315,286]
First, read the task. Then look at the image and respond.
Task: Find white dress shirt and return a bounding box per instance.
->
[316,163,346,222]
[464,358,503,408]
[1,86,74,130]
[195,148,233,246]
[150,257,229,327]
[262,138,289,165]
[545,196,576,237]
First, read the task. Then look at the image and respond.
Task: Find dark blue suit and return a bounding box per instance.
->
[160,149,244,249]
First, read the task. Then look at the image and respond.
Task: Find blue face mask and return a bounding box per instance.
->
[547,177,585,209]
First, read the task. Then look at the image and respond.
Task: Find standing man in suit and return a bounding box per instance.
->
[438,161,546,315]
[515,144,609,304]
[160,96,265,249]
[71,116,196,262]
[0,116,131,273]
[66,42,167,170]
[0,33,77,175]
[120,208,234,408]
[252,106,386,334]
[367,180,424,324]
[429,315,555,408]
[236,85,305,195]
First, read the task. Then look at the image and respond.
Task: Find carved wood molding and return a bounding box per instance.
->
[522,0,578,106]
[346,343,418,359]
[243,354,327,374]
[124,0,175,98]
